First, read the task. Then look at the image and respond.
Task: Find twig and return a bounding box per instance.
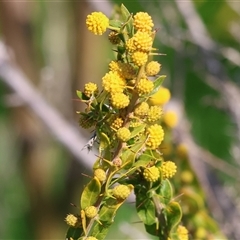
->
[0,41,96,168]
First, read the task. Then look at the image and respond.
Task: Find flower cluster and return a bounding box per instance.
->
[67,5,186,240]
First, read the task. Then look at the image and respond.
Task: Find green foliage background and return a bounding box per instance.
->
[0,1,240,239]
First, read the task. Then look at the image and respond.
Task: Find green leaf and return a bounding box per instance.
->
[91,198,126,240]
[121,135,146,168]
[65,227,82,240]
[136,197,156,225]
[80,177,101,210]
[120,4,131,23]
[157,179,173,205]
[129,124,146,139]
[164,201,182,231]
[76,90,83,100]
[109,19,122,28]
[146,75,166,97]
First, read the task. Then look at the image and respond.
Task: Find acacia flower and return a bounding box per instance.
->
[143,166,160,182]
[86,12,109,35]
[160,161,177,179]
[146,61,161,76]
[136,78,154,96]
[147,106,163,122]
[110,93,130,109]
[112,184,133,200]
[84,82,98,97]
[177,225,189,240]
[117,127,131,142]
[65,214,81,227]
[111,117,124,130]
[146,124,164,149]
[94,168,106,182]
[85,206,98,219]
[133,12,154,32]
[134,102,149,117]
[131,51,148,66]
[102,71,126,93]
[132,31,153,52]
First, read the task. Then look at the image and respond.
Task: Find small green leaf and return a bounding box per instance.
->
[76,90,83,100]
[136,197,156,225]
[146,75,166,97]
[109,19,122,28]
[164,201,182,231]
[120,4,131,22]
[80,177,101,210]
[121,135,146,168]
[157,179,173,205]
[129,124,146,139]
[65,227,82,240]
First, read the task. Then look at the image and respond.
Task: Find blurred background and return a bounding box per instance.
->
[0,0,240,239]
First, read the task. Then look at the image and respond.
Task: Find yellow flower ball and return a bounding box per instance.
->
[146,124,164,149]
[110,93,130,109]
[132,31,153,52]
[86,12,109,35]
[136,78,154,96]
[85,206,98,219]
[102,71,126,93]
[134,102,149,117]
[148,87,171,106]
[84,82,98,98]
[116,127,131,142]
[94,168,106,182]
[131,51,148,67]
[147,106,163,122]
[143,166,160,182]
[146,61,161,76]
[133,12,154,33]
[112,184,133,200]
[177,225,189,240]
[111,117,124,130]
[160,161,177,179]
[163,110,178,128]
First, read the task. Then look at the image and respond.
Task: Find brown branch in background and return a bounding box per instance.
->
[0,41,96,169]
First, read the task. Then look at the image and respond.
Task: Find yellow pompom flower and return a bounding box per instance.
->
[126,38,136,52]
[136,78,154,96]
[146,61,161,76]
[86,12,109,35]
[133,12,154,32]
[143,166,160,182]
[117,127,131,142]
[112,184,133,200]
[94,168,106,182]
[102,71,126,93]
[147,106,163,122]
[85,206,98,219]
[146,124,164,149]
[160,161,177,179]
[133,31,153,52]
[108,31,121,44]
[110,93,130,109]
[109,61,136,80]
[177,225,189,240]
[163,110,178,128]
[148,87,171,106]
[84,82,98,97]
[131,51,148,67]
[111,117,124,130]
[134,102,149,117]
[65,214,81,228]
